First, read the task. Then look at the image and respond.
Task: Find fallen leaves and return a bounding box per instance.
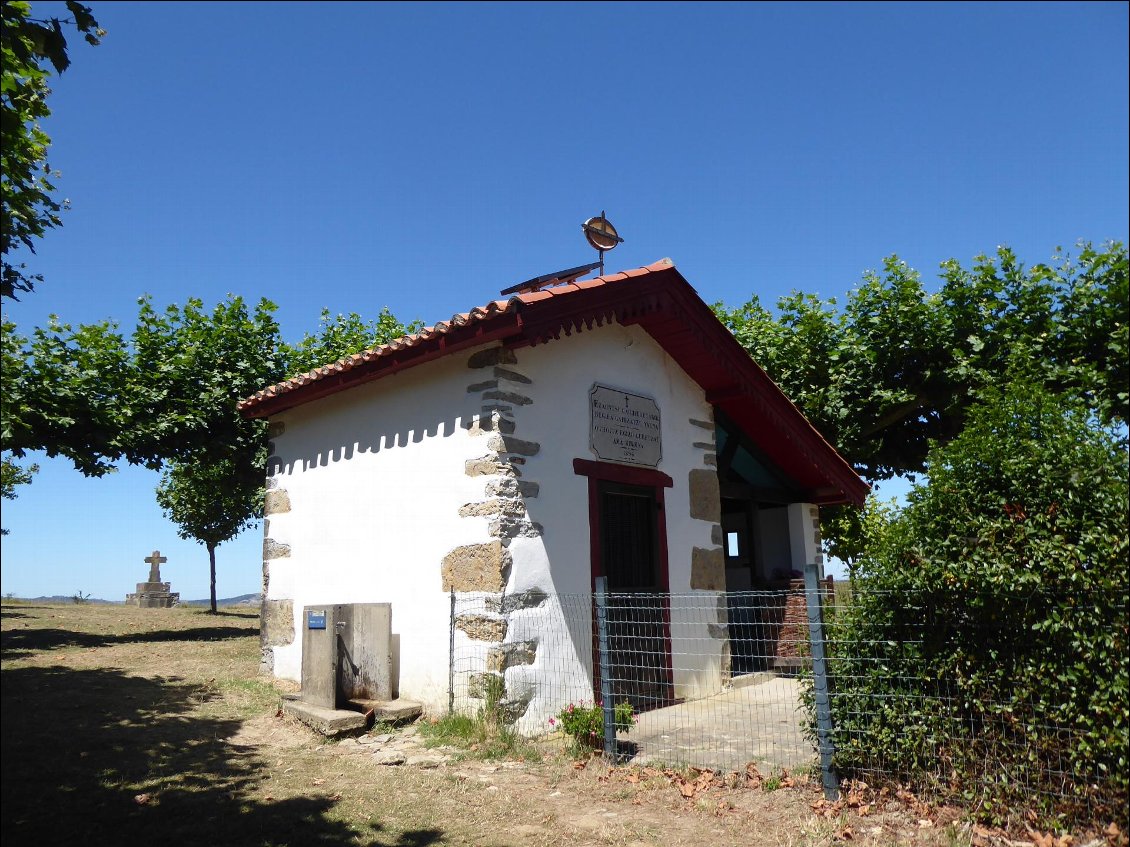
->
[1023,824,1074,847]
[743,762,763,789]
[594,763,785,804]
[676,767,718,799]
[970,823,995,845]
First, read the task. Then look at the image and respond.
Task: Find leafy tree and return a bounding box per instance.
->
[144,304,419,613]
[2,0,102,299]
[818,492,898,575]
[3,291,420,609]
[285,307,423,375]
[715,241,1128,483]
[716,241,1127,562]
[156,455,260,614]
[2,296,286,476]
[813,383,1128,825]
[3,313,134,475]
[0,454,37,534]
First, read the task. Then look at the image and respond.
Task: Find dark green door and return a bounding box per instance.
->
[598,482,673,711]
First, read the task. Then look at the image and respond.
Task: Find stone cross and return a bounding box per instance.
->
[145,550,167,583]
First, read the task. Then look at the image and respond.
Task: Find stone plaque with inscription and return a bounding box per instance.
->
[589,384,662,468]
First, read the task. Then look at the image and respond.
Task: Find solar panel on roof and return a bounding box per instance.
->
[499,261,601,296]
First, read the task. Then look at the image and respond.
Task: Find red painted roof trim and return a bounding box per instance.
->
[239,259,868,506]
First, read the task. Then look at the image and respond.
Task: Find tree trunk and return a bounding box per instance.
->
[208,543,217,614]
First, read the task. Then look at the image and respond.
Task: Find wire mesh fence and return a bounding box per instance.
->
[448,578,1128,828]
[819,582,1127,827]
[450,583,830,772]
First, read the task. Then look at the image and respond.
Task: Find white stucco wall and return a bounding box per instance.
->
[262,352,489,707]
[788,502,824,579]
[262,319,735,728]
[511,321,715,592]
[496,321,724,726]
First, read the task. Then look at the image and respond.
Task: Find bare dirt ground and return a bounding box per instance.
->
[2,602,1117,847]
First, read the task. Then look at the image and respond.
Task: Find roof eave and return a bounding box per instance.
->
[238,260,868,507]
[241,315,523,419]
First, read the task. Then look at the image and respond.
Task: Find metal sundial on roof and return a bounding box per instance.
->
[582,211,624,276]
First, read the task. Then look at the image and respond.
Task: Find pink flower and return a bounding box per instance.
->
[549,717,556,726]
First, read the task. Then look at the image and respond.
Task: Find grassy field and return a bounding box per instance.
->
[1,600,1047,847]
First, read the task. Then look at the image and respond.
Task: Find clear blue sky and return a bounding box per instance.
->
[2,1,1127,601]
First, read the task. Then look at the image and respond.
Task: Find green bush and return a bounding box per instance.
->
[550,700,635,756]
[813,383,1128,827]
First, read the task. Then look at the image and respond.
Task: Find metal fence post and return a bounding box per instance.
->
[594,576,616,760]
[448,589,455,716]
[804,561,839,800]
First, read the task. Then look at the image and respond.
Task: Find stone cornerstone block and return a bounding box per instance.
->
[441,541,511,592]
[465,457,518,478]
[486,434,541,456]
[264,489,291,515]
[261,599,295,646]
[481,389,532,406]
[688,468,721,523]
[468,347,517,368]
[458,499,527,518]
[263,538,291,560]
[493,367,531,384]
[485,478,539,498]
[456,614,508,642]
[486,640,538,672]
[488,516,543,539]
[690,546,726,591]
[485,588,549,614]
[468,672,506,699]
[464,410,517,435]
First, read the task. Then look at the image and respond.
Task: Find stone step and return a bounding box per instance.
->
[345,698,424,724]
[281,697,367,737]
[729,671,778,689]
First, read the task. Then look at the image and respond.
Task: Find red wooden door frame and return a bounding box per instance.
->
[573,458,676,706]
[573,459,673,591]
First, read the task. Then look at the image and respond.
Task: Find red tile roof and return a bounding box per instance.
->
[237,260,673,416]
[239,259,868,505]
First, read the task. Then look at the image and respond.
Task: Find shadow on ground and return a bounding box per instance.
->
[1,664,443,847]
[1,624,255,657]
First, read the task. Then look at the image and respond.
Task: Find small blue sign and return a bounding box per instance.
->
[306,610,327,630]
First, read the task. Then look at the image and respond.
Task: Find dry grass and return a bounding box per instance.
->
[2,601,994,847]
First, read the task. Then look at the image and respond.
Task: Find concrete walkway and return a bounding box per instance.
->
[624,675,815,772]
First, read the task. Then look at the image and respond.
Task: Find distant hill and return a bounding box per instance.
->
[182,593,261,607]
[16,595,122,605]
